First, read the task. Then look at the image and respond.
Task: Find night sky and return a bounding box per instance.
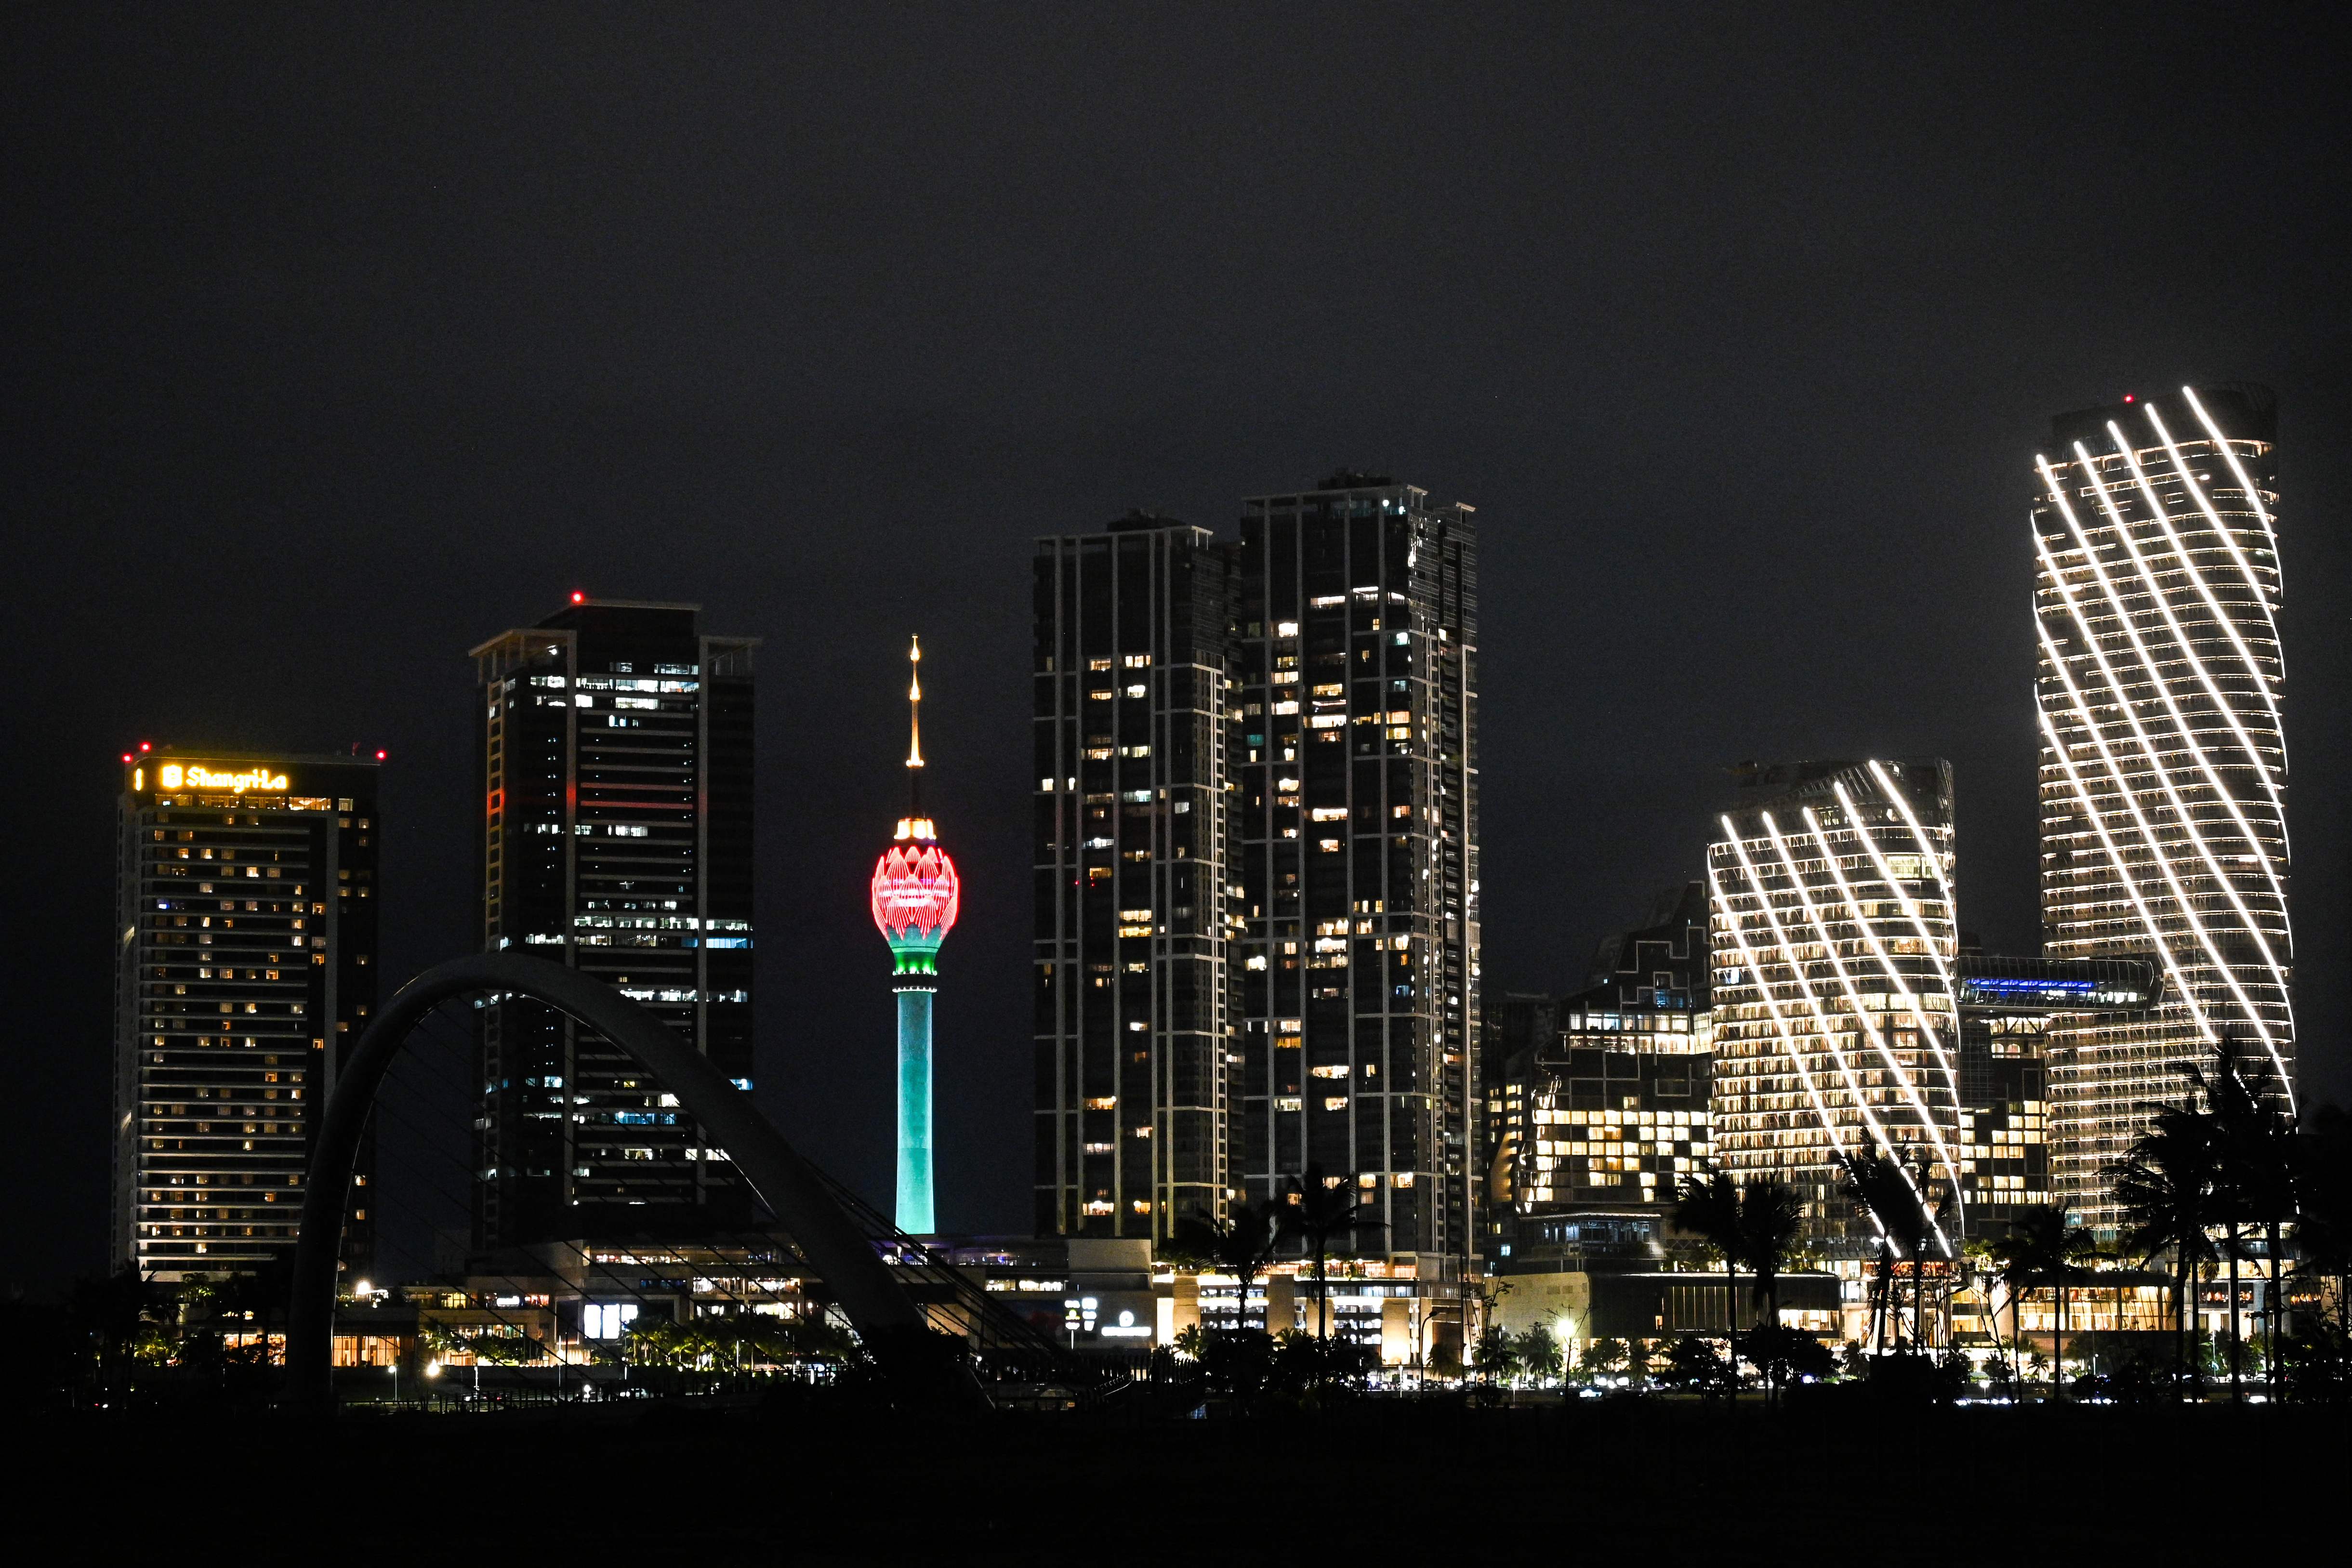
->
[7,7,2345,1288]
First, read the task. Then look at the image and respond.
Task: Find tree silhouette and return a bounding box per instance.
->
[2112,1100,2218,1399]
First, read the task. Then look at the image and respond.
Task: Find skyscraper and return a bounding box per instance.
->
[1032,514,1239,1240]
[1707,759,1962,1255]
[114,749,380,1281]
[1233,475,1480,1271]
[2033,384,2292,1231]
[470,597,757,1247]
[872,636,959,1235]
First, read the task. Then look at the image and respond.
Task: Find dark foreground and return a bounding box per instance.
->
[18,1396,2349,1561]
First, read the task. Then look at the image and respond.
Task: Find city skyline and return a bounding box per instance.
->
[13,9,2346,1288]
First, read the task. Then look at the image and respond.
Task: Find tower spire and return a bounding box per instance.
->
[905,634,924,815]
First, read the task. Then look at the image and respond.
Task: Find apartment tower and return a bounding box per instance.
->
[1232,475,1480,1271]
[1032,515,1239,1239]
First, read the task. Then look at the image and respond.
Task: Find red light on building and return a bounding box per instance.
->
[2123,394,2135,403]
[121,753,132,764]
[375,750,387,761]
[138,741,152,752]
[571,591,586,604]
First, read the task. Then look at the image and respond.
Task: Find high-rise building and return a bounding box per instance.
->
[470,598,757,1247]
[1031,514,1239,1240]
[114,749,380,1281]
[1707,759,1962,1256]
[1233,475,1480,1272]
[872,636,960,1235]
[2032,385,2293,1232]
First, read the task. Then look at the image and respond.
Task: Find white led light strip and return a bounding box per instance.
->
[1771,809,1958,1251]
[2037,457,2291,1097]
[2181,386,2283,606]
[1705,857,1854,1194]
[1721,818,1928,1235]
[2146,398,2292,833]
[2032,690,2209,1040]
[1806,797,1964,1173]
[1855,766,1968,1012]
[2090,428,2295,1014]
[2105,425,2293,878]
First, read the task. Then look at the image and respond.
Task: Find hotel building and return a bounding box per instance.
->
[1031,514,1240,1240]
[470,598,758,1247]
[113,750,380,1280]
[1707,759,1962,1256]
[1231,474,1480,1271]
[2032,385,2293,1232]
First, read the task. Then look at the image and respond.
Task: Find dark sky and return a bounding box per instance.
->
[6,6,2346,1288]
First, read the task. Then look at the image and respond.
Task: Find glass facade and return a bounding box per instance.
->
[2032,385,2293,1232]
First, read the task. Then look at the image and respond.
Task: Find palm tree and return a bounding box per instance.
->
[1167,1202,1280,1337]
[1838,1147,1929,1351]
[2191,1039,2295,1401]
[1278,1163,1384,1351]
[2111,1101,2217,1400]
[1672,1169,1745,1356]
[1737,1178,1806,1330]
[2297,1106,2352,1336]
[1994,1205,2095,1399]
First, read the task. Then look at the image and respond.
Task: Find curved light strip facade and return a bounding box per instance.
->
[1708,760,1959,1254]
[2034,385,2292,1233]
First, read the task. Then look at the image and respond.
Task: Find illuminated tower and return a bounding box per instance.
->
[2034,385,2292,1232]
[872,637,959,1235]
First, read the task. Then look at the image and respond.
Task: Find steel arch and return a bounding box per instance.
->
[286,952,965,1410]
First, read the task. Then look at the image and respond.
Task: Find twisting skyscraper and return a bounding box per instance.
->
[2033,385,2292,1231]
[1707,760,1963,1256]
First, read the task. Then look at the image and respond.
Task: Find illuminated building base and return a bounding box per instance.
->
[896,982,935,1234]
